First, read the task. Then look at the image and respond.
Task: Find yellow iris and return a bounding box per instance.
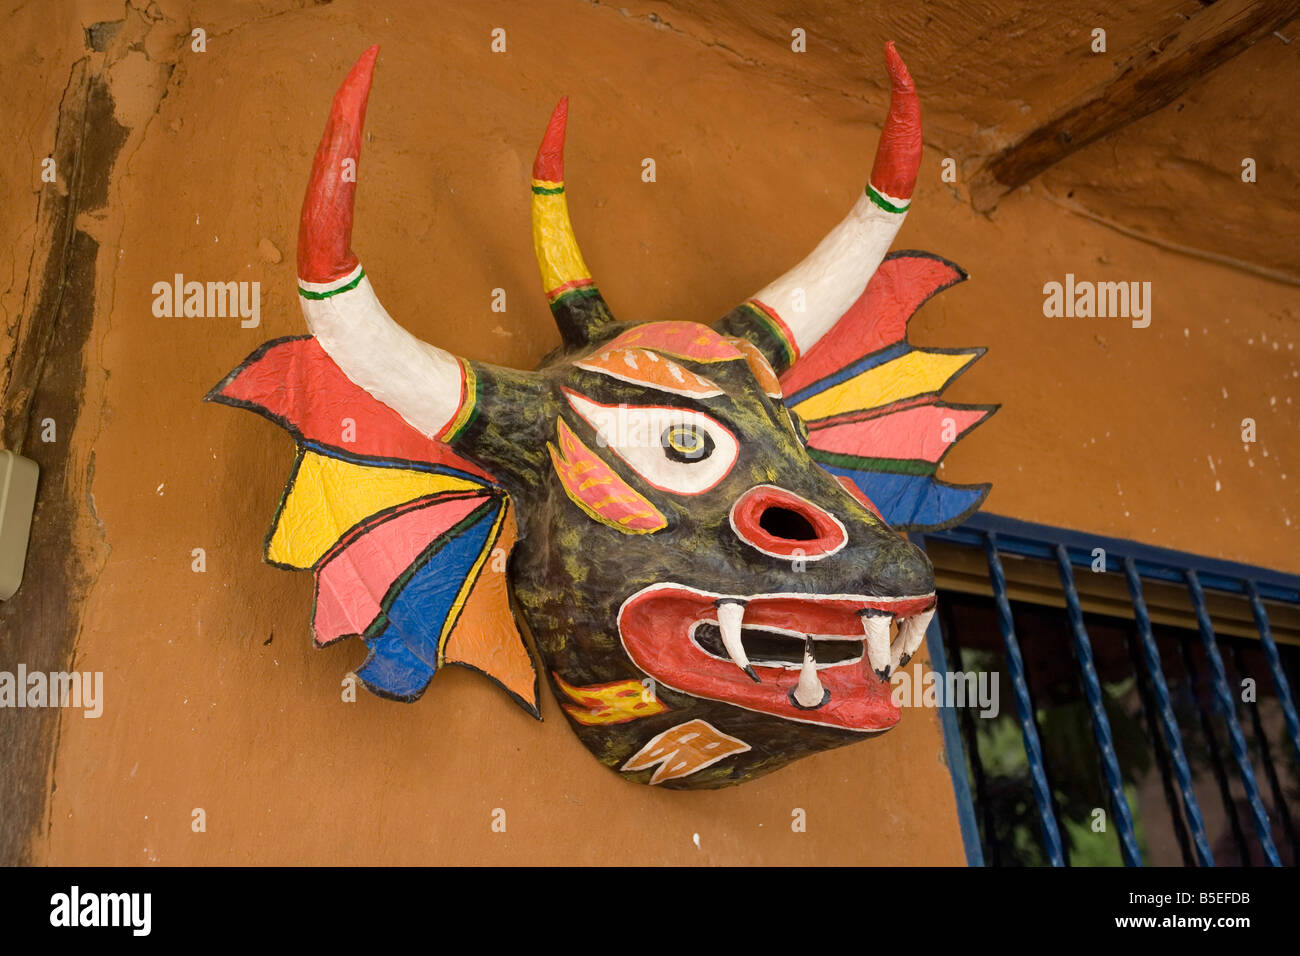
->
[662,424,711,462]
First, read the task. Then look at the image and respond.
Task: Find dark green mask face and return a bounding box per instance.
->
[447,319,936,788]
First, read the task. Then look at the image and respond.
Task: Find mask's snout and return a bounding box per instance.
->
[729,484,847,562]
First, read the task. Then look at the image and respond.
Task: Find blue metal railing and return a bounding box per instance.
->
[1055,545,1142,866]
[1124,559,1214,866]
[920,512,1299,867]
[1247,581,1300,770]
[983,532,1066,866]
[1185,571,1282,866]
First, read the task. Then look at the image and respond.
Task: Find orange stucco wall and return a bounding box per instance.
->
[2,0,1295,865]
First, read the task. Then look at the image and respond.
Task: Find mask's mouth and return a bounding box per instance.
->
[617,583,936,731]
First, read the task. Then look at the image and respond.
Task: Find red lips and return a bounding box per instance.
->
[618,584,934,731]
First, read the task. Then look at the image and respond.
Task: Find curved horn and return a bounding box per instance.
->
[297,46,471,442]
[531,97,617,348]
[718,42,921,371]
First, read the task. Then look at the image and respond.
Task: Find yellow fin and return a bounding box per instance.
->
[267,451,482,569]
[792,350,979,422]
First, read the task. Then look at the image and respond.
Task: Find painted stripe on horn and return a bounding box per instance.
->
[298,263,365,296]
[546,277,597,302]
[869,42,922,202]
[740,299,799,365]
[866,184,910,214]
[438,360,479,443]
[299,268,366,299]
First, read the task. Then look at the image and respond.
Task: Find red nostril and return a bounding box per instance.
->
[729,485,847,561]
[758,506,818,541]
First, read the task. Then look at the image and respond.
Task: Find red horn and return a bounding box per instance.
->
[869,41,922,202]
[298,45,379,283]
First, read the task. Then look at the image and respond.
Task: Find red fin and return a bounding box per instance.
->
[808,400,994,464]
[207,336,497,483]
[780,253,966,396]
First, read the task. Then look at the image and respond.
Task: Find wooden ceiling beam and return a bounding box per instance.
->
[970,0,1300,210]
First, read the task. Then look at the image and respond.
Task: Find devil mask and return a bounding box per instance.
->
[208,44,995,788]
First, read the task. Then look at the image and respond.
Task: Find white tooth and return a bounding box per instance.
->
[891,608,935,671]
[716,601,758,682]
[861,612,891,677]
[793,639,824,708]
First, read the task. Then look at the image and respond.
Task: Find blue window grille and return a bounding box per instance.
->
[913,512,1300,867]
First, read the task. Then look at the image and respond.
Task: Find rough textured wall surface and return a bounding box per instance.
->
[636,0,1300,278]
[0,0,1295,865]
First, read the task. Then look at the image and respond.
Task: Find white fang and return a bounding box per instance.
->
[793,639,825,708]
[716,601,757,681]
[891,608,934,671]
[862,612,892,678]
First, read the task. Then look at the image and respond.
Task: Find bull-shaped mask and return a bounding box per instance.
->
[209,45,994,788]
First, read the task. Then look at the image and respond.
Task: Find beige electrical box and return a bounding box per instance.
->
[0,449,38,601]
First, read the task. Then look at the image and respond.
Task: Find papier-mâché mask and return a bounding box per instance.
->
[208,44,994,788]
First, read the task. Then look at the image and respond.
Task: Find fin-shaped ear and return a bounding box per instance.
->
[206,336,497,482]
[206,339,541,717]
[780,251,997,532]
[207,48,547,715]
[348,491,539,718]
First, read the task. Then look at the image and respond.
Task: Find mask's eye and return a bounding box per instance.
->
[564,390,739,496]
[662,423,714,462]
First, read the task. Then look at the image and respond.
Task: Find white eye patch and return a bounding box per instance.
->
[563,389,739,496]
